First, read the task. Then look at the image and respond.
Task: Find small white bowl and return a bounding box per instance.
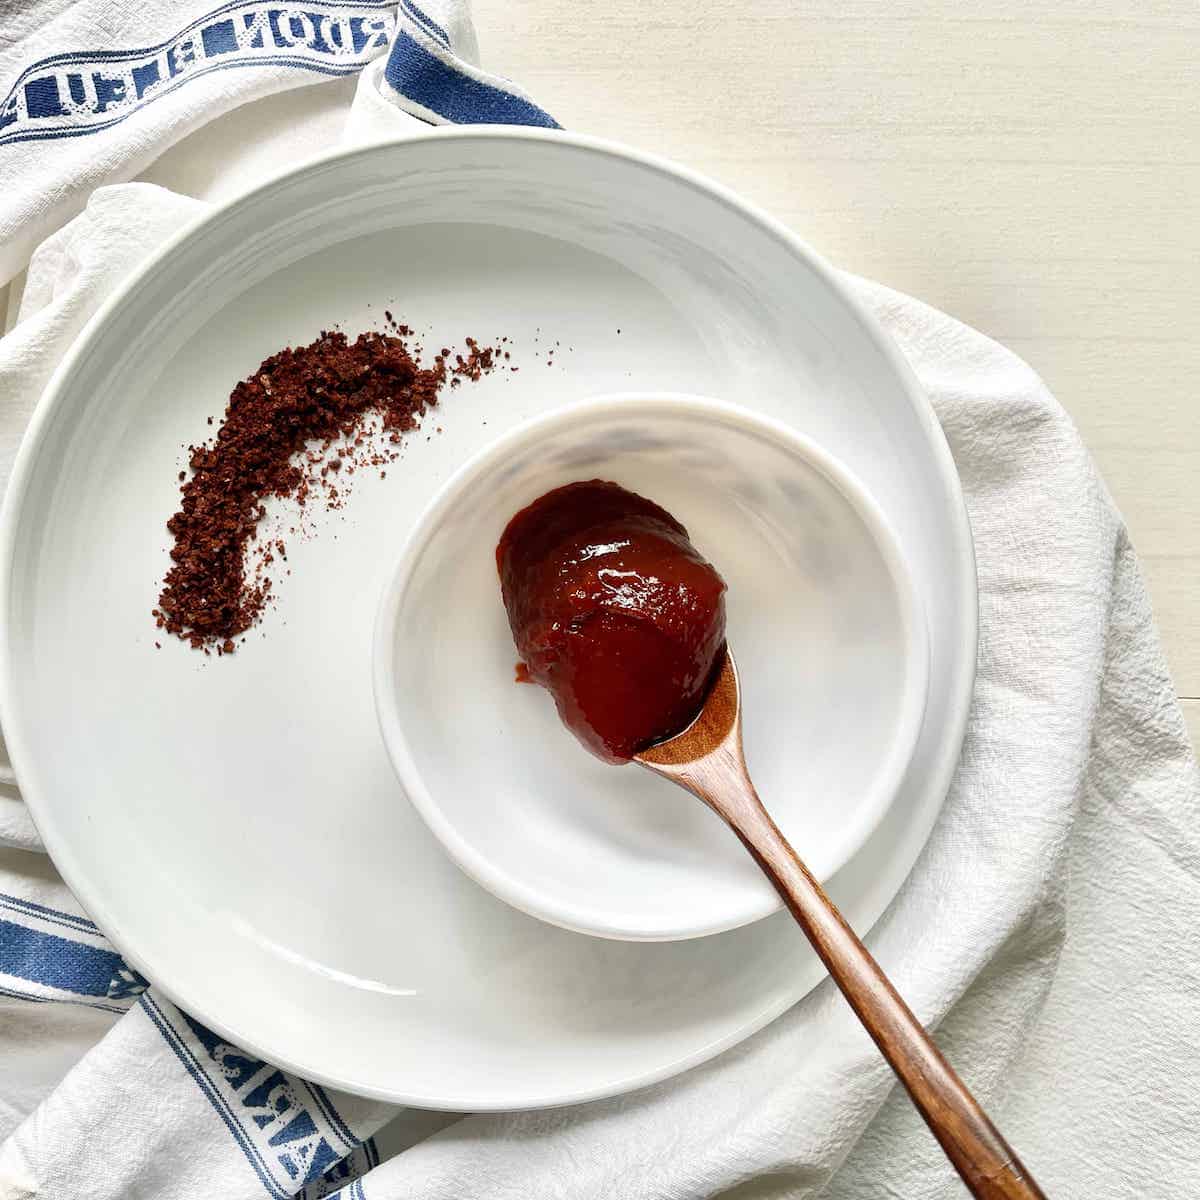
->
[373,394,929,941]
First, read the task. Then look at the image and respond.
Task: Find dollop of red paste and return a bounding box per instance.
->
[497,480,727,762]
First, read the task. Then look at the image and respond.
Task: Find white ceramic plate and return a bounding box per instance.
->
[0,129,975,1109]
[376,395,930,941]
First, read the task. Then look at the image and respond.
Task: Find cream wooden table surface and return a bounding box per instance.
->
[473,0,1200,749]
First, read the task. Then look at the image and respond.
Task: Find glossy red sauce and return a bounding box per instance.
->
[497,480,727,762]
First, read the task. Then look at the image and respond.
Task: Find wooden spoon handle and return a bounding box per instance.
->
[728,796,1046,1200]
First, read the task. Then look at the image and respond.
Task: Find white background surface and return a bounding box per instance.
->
[0,9,1194,1190]
[471,0,1200,748]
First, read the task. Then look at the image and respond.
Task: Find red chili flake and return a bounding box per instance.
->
[451,337,495,382]
[154,327,497,650]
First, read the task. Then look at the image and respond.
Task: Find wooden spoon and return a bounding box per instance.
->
[636,649,1046,1200]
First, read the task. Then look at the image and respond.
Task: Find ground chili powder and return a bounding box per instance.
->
[153,327,498,653]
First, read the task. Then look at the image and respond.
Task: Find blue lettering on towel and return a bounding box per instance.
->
[0,0,395,146]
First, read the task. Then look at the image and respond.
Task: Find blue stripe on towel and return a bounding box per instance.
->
[402,0,451,48]
[1,55,376,148]
[0,917,127,997]
[0,1,395,148]
[384,30,559,127]
[296,1140,374,1200]
[143,994,293,1199]
[146,997,350,1191]
[0,890,99,933]
[0,982,127,1014]
[309,1081,360,1151]
[0,0,391,85]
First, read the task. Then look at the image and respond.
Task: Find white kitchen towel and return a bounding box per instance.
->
[0,0,554,286]
[2,4,1199,1200]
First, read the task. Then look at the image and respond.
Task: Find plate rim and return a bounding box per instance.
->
[0,125,977,1109]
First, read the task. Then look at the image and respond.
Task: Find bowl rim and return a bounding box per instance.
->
[0,124,976,1107]
[373,391,932,941]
